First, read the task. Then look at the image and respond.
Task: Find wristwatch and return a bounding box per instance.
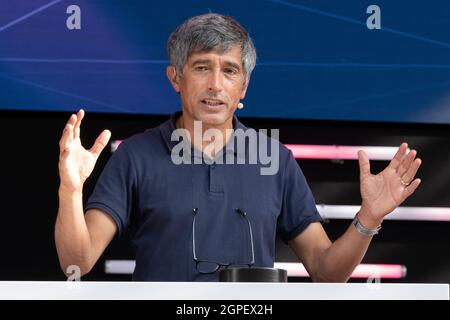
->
[352,212,382,236]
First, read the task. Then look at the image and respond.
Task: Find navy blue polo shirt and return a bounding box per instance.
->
[86,112,322,281]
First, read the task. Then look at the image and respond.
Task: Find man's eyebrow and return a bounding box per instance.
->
[191,59,211,66]
[223,61,241,71]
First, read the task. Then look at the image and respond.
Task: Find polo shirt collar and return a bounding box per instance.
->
[160,111,248,160]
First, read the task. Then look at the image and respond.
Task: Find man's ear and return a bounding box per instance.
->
[240,75,251,99]
[166,65,180,93]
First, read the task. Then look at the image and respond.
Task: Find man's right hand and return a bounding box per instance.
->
[58,109,111,193]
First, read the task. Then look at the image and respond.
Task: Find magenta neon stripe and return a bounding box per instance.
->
[274,263,406,279]
[317,205,450,222]
[104,260,406,279]
[285,144,399,160]
[114,141,399,160]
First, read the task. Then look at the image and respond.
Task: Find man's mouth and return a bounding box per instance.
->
[201,98,225,107]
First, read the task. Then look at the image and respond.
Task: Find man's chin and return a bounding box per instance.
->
[195,112,233,128]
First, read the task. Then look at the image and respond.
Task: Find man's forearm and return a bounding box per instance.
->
[315,207,383,282]
[55,187,92,276]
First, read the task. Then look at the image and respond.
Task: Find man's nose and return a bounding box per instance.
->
[207,69,223,93]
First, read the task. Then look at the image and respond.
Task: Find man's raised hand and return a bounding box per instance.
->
[58,109,111,193]
[358,142,422,221]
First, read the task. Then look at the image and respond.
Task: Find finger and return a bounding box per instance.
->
[73,109,85,139]
[358,150,371,178]
[388,142,408,170]
[402,178,421,200]
[401,158,422,184]
[59,123,74,153]
[397,149,417,176]
[59,113,77,154]
[90,129,111,158]
[65,113,77,127]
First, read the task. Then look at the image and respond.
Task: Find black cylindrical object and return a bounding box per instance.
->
[219,267,287,282]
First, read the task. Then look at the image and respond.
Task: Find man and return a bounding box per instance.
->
[55,13,422,281]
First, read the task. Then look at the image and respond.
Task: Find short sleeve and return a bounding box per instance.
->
[277,151,323,242]
[85,141,136,236]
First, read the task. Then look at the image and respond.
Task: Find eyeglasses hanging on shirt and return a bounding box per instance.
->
[192,207,255,274]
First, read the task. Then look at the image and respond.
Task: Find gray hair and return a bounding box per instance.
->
[167,13,257,84]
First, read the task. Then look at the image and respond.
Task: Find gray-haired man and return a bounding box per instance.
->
[56,13,421,281]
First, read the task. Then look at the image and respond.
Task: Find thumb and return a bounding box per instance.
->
[358,150,371,178]
[90,129,111,158]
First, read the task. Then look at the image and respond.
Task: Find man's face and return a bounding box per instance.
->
[167,46,248,127]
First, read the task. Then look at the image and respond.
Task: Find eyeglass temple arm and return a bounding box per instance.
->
[236,209,255,265]
[192,208,198,260]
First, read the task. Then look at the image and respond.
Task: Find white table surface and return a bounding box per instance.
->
[0,281,448,300]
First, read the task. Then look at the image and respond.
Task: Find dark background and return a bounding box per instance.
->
[0,110,448,282]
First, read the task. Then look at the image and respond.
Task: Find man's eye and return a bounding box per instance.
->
[195,66,208,71]
[224,68,237,75]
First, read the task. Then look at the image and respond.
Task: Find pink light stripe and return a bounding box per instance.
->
[274,263,406,279]
[104,260,407,279]
[114,141,399,161]
[285,144,399,160]
[317,205,450,222]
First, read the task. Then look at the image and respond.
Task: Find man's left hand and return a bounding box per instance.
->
[358,142,422,222]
